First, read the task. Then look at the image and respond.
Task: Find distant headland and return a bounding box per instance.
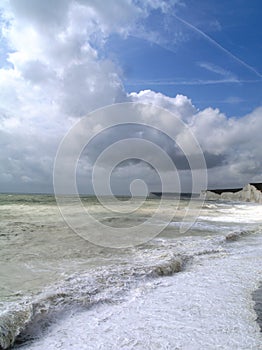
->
[201,183,262,203]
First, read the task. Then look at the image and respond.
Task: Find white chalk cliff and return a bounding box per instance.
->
[202,184,262,203]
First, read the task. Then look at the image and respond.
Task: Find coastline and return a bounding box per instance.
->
[201,183,262,203]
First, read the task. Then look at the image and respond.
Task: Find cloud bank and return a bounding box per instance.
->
[0,1,261,193]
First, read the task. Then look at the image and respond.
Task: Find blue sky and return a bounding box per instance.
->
[0,0,261,193]
[104,0,262,116]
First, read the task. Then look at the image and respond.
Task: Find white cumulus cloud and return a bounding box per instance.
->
[0,1,261,193]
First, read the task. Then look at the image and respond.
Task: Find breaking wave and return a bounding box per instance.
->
[225,227,261,241]
[0,233,232,349]
[0,253,187,349]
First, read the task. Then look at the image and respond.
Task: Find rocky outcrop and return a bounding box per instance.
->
[202,184,262,203]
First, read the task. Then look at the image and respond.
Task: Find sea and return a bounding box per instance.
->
[0,194,262,350]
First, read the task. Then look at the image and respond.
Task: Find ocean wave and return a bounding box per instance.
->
[1,205,259,349]
[225,228,259,241]
[148,257,184,277]
[0,253,187,349]
[202,203,219,209]
[0,307,32,349]
[100,215,149,228]
[0,231,247,349]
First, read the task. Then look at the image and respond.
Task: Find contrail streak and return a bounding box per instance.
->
[125,78,261,86]
[173,14,262,79]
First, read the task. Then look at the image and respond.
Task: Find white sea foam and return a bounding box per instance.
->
[19,233,262,350]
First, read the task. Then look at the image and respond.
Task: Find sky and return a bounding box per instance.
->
[0,0,262,194]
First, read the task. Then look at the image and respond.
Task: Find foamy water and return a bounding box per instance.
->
[0,195,262,349]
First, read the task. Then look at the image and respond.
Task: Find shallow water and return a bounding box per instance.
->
[0,194,262,349]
